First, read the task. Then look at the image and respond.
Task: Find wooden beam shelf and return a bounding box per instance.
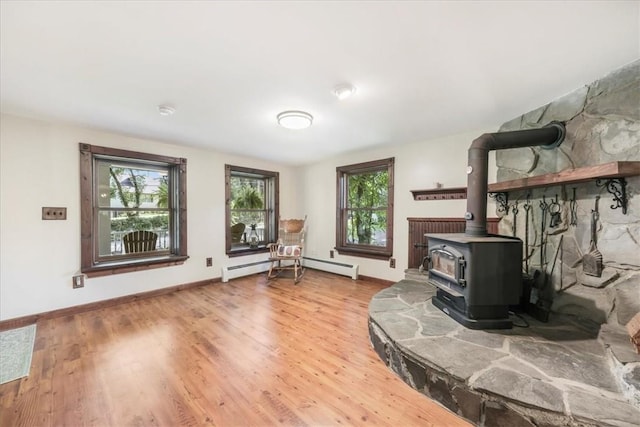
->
[487,161,640,193]
[410,161,640,215]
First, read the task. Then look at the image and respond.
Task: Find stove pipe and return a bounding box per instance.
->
[465,121,566,237]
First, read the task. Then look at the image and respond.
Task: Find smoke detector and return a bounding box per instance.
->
[333,84,357,100]
[158,105,176,116]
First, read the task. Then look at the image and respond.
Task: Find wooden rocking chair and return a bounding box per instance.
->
[267,216,306,283]
[123,230,158,253]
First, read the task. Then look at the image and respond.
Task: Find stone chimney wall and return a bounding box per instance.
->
[495,60,639,327]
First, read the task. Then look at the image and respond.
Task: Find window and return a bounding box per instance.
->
[225,165,279,256]
[80,144,188,276]
[336,157,394,259]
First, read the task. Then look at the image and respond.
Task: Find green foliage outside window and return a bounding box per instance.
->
[347,170,388,246]
[108,166,169,233]
[110,214,169,232]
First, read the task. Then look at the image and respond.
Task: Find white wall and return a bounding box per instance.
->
[0,114,299,320]
[300,129,497,282]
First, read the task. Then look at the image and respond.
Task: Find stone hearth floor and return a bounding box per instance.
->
[368,279,640,427]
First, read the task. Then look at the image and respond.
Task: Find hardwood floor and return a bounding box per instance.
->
[0,270,470,427]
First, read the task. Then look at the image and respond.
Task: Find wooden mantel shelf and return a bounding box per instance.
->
[410,187,467,201]
[487,161,640,193]
[411,162,640,201]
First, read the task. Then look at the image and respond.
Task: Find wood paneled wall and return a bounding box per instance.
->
[407,217,500,269]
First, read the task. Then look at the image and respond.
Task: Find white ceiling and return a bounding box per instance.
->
[1,1,638,165]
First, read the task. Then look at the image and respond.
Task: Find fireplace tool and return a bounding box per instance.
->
[539,195,549,271]
[570,188,578,226]
[511,200,519,237]
[583,196,603,277]
[523,194,533,274]
[549,195,561,228]
[533,233,564,322]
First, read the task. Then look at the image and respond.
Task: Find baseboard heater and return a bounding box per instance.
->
[303,257,359,280]
[221,260,271,282]
[221,257,359,283]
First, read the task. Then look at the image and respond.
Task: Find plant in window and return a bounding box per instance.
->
[225,165,279,255]
[232,186,264,227]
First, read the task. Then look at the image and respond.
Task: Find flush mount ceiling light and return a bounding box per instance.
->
[333,84,356,100]
[277,110,313,130]
[158,104,176,116]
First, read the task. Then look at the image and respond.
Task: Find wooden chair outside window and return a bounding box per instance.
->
[123,230,158,254]
[267,216,306,283]
[231,223,246,244]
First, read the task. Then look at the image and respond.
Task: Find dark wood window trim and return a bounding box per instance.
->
[79,143,188,277]
[225,165,279,256]
[335,157,394,260]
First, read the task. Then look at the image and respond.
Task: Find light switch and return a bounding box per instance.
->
[42,207,67,220]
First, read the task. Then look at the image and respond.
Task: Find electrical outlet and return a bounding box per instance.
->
[72,274,84,288]
[42,207,67,220]
[389,258,396,268]
[330,250,334,258]
[206,257,213,267]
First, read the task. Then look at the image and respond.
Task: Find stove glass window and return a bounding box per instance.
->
[431,250,456,280]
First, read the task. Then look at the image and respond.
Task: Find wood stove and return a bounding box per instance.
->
[428,122,566,329]
[427,233,522,329]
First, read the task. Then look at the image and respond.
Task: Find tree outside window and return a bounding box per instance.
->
[225,165,278,255]
[336,158,394,259]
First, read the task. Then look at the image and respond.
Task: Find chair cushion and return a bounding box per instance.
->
[277,245,301,257]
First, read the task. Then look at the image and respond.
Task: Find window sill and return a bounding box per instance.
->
[335,247,392,260]
[83,255,189,278]
[227,247,269,258]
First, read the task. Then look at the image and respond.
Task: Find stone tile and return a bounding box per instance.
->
[510,340,619,392]
[425,373,458,414]
[472,367,564,413]
[401,354,426,390]
[451,385,482,424]
[567,386,640,427]
[416,312,461,337]
[483,401,536,427]
[496,146,538,173]
[368,297,410,313]
[498,114,524,132]
[621,363,640,406]
[522,105,547,127]
[398,290,434,306]
[599,323,640,364]
[368,321,388,364]
[586,76,640,120]
[540,86,588,124]
[552,283,613,325]
[587,59,639,105]
[614,274,640,326]
[393,279,435,293]
[423,298,445,314]
[577,267,619,288]
[600,223,640,268]
[401,336,507,381]
[453,327,506,349]
[371,312,419,341]
[496,356,548,380]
